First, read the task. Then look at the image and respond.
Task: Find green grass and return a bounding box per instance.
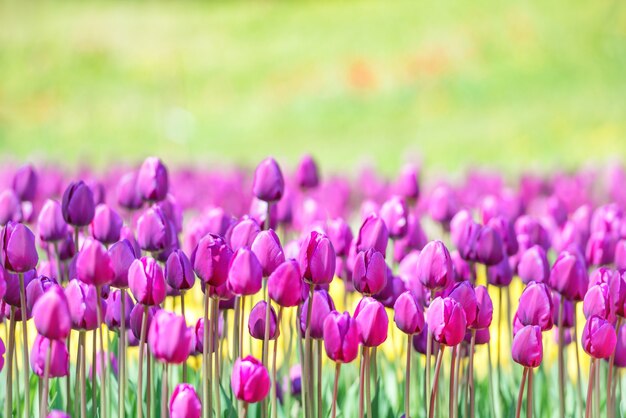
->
[0,0,625,175]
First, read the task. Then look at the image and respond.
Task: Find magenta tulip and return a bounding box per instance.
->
[295,154,320,189]
[299,289,335,339]
[169,384,202,418]
[323,311,359,363]
[30,335,69,377]
[352,249,387,296]
[251,229,285,277]
[227,248,263,296]
[517,245,550,284]
[582,315,617,359]
[61,181,95,227]
[116,171,143,210]
[248,301,277,340]
[32,286,71,340]
[0,222,38,273]
[128,257,166,306]
[268,259,302,308]
[426,297,467,346]
[137,156,169,202]
[514,281,553,332]
[511,325,543,368]
[148,310,193,364]
[231,355,271,404]
[393,291,425,335]
[76,238,115,287]
[37,200,67,242]
[447,281,478,325]
[356,213,389,255]
[90,204,123,244]
[165,249,195,291]
[416,240,453,291]
[354,296,388,347]
[136,205,171,252]
[64,279,102,330]
[109,239,137,289]
[252,157,284,203]
[549,250,589,301]
[191,234,233,287]
[299,231,336,285]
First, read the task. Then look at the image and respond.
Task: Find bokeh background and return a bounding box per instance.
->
[1,0,625,174]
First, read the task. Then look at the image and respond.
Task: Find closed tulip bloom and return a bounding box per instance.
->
[33,286,71,339]
[165,249,195,291]
[471,285,493,329]
[12,164,38,202]
[354,296,388,347]
[248,301,278,340]
[582,315,617,359]
[511,325,543,368]
[231,355,271,403]
[0,190,23,225]
[583,283,614,321]
[130,304,158,339]
[455,219,481,262]
[356,213,389,255]
[26,275,58,312]
[169,384,202,418]
[486,252,513,287]
[551,293,575,328]
[426,296,467,346]
[549,250,589,301]
[137,157,169,202]
[191,234,233,287]
[416,240,453,291]
[326,218,353,257]
[251,229,285,277]
[448,281,478,325]
[514,215,551,252]
[352,249,387,296]
[395,163,420,201]
[109,239,137,289]
[413,327,439,356]
[30,335,69,377]
[136,205,171,252]
[586,231,617,266]
[61,181,95,227]
[616,240,626,270]
[299,289,335,339]
[64,279,102,330]
[129,257,166,306]
[148,310,193,364]
[323,311,359,363]
[228,217,260,252]
[299,231,336,285]
[614,324,626,368]
[517,245,550,284]
[374,273,405,308]
[105,289,134,330]
[393,291,425,335]
[90,204,123,244]
[475,226,504,266]
[515,282,553,332]
[465,328,490,345]
[2,267,35,307]
[487,215,519,256]
[380,195,409,239]
[194,317,220,354]
[296,154,320,189]
[116,171,143,210]
[76,238,115,287]
[37,200,67,242]
[268,259,302,307]
[227,248,263,296]
[47,411,70,418]
[0,222,38,273]
[253,157,284,203]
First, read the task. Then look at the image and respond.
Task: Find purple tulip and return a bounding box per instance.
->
[33,286,71,339]
[109,239,137,289]
[323,311,359,363]
[416,240,453,291]
[248,301,277,340]
[295,155,320,189]
[549,250,589,301]
[12,164,38,202]
[583,283,614,321]
[454,217,481,262]
[394,163,420,201]
[90,204,123,244]
[582,315,617,359]
[394,214,428,263]
[393,291,425,335]
[514,282,553,332]
[30,335,69,377]
[37,200,67,242]
[137,157,169,202]
[465,328,490,345]
[380,195,409,239]
[356,213,389,255]
[352,249,387,296]
[76,238,115,287]
[486,252,513,287]
[354,296,388,347]
[326,218,353,257]
[511,325,543,368]
[104,289,134,330]
[148,310,193,364]
[194,317,220,354]
[447,281,478,326]
[487,216,519,256]
[0,222,38,273]
[116,171,143,210]
[62,181,95,227]
[451,251,474,283]
[413,327,439,356]
[586,231,617,267]
[374,273,405,308]
[517,245,550,284]
[169,384,202,418]
[136,205,171,252]
[64,279,102,330]
[165,249,195,291]
[191,234,233,287]
[130,304,158,339]
[252,157,284,203]
[299,289,335,339]
[551,293,575,328]
[299,231,336,285]
[128,257,166,306]
[614,324,626,368]
[471,285,493,329]
[268,259,303,308]
[616,240,626,270]
[25,275,58,312]
[426,297,467,346]
[227,217,260,252]
[227,248,263,296]
[0,190,23,225]
[475,226,504,266]
[231,355,271,404]
[251,230,285,277]
[2,267,35,308]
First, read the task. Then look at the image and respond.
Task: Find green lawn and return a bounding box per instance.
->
[0,0,625,175]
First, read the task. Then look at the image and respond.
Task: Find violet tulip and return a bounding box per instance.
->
[136,205,171,252]
[32,286,71,340]
[248,301,278,340]
[426,297,467,347]
[61,181,95,227]
[323,311,359,363]
[65,280,102,330]
[30,335,69,377]
[393,291,425,335]
[105,289,134,330]
[148,310,193,364]
[380,195,409,239]
[582,315,617,359]
[511,325,543,368]
[549,250,589,301]
[253,157,284,203]
[352,249,387,296]
[299,289,335,339]
[448,281,478,325]
[165,249,195,291]
[128,257,166,306]
[90,204,123,244]
[517,245,550,284]
[299,231,336,285]
[227,248,263,296]
[416,240,453,291]
[38,200,67,242]
[0,221,39,273]
[514,281,553,332]
[296,154,320,190]
[12,164,37,202]
[0,190,22,225]
[354,296,388,347]
[76,238,115,288]
[116,171,143,210]
[268,259,303,307]
[137,156,169,202]
[231,356,271,404]
[109,239,137,289]
[191,233,233,287]
[356,213,389,255]
[251,229,285,277]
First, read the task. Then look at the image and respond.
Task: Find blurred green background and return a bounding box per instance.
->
[0,0,625,175]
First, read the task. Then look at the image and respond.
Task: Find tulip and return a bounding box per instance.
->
[191,233,233,287]
[104,289,134,330]
[416,240,453,291]
[395,163,420,202]
[248,300,278,340]
[12,164,37,202]
[583,283,614,321]
[352,249,387,296]
[251,229,285,277]
[32,286,71,340]
[296,154,320,189]
[582,315,617,359]
[326,218,353,257]
[394,291,425,335]
[170,384,202,418]
[1,221,38,273]
[517,245,549,284]
[25,275,58,312]
[227,248,263,296]
[0,190,22,225]
[486,251,513,287]
[268,259,303,307]
[65,280,103,331]
[194,318,219,354]
[412,327,439,356]
[38,200,67,243]
[487,215,519,256]
[512,325,543,418]
[30,335,69,377]
[374,273,405,308]
[466,284,492,417]
[586,230,616,267]
[137,156,169,202]
[130,304,158,340]
[455,218,481,262]
[427,296,467,347]
[61,181,95,227]
[475,226,504,266]
[231,355,271,407]
[356,213,389,255]
[451,250,474,283]
[300,289,335,339]
[76,238,115,288]
[165,249,195,291]
[116,171,143,210]
[514,281,553,332]
[109,239,137,289]
[380,195,409,239]
[129,257,166,306]
[299,231,336,286]
[227,217,260,252]
[148,310,193,364]
[136,205,171,252]
[90,204,123,244]
[253,157,284,203]
[428,184,459,227]
[354,296,388,347]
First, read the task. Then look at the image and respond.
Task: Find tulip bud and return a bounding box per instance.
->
[26,275,58,312]
[326,218,353,257]
[0,222,38,273]
[105,289,134,330]
[475,226,504,266]
[191,234,233,287]
[0,190,23,225]
[90,204,123,244]
[148,310,193,364]
[137,157,169,202]
[64,280,103,331]
[393,291,425,335]
[356,213,389,255]
[30,335,69,377]
[395,163,420,201]
[380,196,409,239]
[116,171,143,210]
[37,200,67,242]
[511,325,543,368]
[165,249,195,291]
[252,157,284,203]
[354,296,388,347]
[194,317,220,354]
[227,248,263,296]
[416,240,453,291]
[514,282,553,332]
[517,245,549,284]
[33,286,71,340]
[227,217,260,252]
[471,285,493,330]
[352,249,387,296]
[454,218,481,262]
[169,384,202,418]
[582,315,617,359]
[298,231,336,285]
[295,155,320,190]
[487,216,518,256]
[130,304,158,340]
[448,281,478,325]
[268,259,302,308]
[251,230,285,277]
[374,273,405,308]
[413,327,439,356]
[62,181,95,227]
[583,283,614,321]
[586,231,617,267]
[323,311,359,363]
[129,257,166,306]
[136,205,171,252]
[248,301,278,340]
[551,292,575,328]
[299,289,335,339]
[549,250,589,301]
[76,238,115,287]
[486,253,513,287]
[426,296,467,346]
[12,164,38,202]
[231,355,271,404]
[109,239,137,289]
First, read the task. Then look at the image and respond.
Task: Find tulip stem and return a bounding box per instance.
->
[203,291,211,418]
[429,345,445,418]
[317,339,323,418]
[331,362,341,418]
[515,368,528,418]
[147,352,152,418]
[405,334,411,418]
[66,333,72,413]
[232,295,241,362]
[240,402,248,418]
[240,296,246,359]
[365,347,373,418]
[609,318,623,418]
[41,342,52,417]
[92,329,97,418]
[96,286,107,418]
[181,292,187,383]
[161,364,168,418]
[18,272,30,418]
[526,368,533,418]
[271,307,283,418]
[425,290,434,418]
[262,279,271,418]
[213,299,221,417]
[359,346,366,418]
[497,287,502,404]
[449,345,457,418]
[6,307,16,418]
[79,330,87,418]
[573,308,583,417]
[304,283,315,418]
[557,296,565,418]
[586,359,596,418]
[138,305,149,418]
[466,329,477,418]
[120,289,127,418]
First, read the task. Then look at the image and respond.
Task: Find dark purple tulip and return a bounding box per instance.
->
[354,296,388,347]
[165,249,195,291]
[26,275,58,312]
[76,238,115,287]
[136,205,171,252]
[109,239,137,289]
[374,273,405,308]
[448,281,478,325]
[380,195,409,239]
[268,259,303,308]
[451,251,474,283]
[37,200,67,242]
[148,310,193,364]
[253,157,284,203]
[116,171,143,210]
[413,327,439,356]
[393,291,425,335]
[57,232,76,261]
[30,335,69,377]
[299,231,336,285]
[194,317,220,354]
[0,222,38,273]
[169,384,202,418]
[586,231,617,267]
[514,282,553,332]
[65,279,103,330]
[549,250,589,301]
[326,218,353,257]
[323,311,359,363]
[455,218,481,262]
[130,304,158,339]
[105,289,134,330]
[33,286,71,339]
[191,234,233,287]
[356,213,389,255]
[394,163,420,201]
[251,230,285,277]
[0,190,23,225]
[62,181,95,227]
[227,217,260,252]
[475,226,504,266]
[486,252,513,287]
[295,154,320,189]
[231,356,271,404]
[517,245,549,284]
[137,157,169,202]
[299,289,335,339]
[552,293,575,328]
[465,328,490,345]
[248,301,278,340]
[12,164,38,202]
[287,365,302,396]
[487,216,519,256]
[2,267,35,307]
[129,257,166,306]
[416,240,453,291]
[352,249,387,296]
[582,315,617,359]
[90,204,123,244]
[511,325,543,368]
[471,285,493,329]
[583,283,614,321]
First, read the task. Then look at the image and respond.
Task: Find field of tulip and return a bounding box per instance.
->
[1,156,626,418]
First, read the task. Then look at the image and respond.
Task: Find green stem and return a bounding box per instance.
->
[405,334,411,418]
[18,272,30,418]
[515,368,528,418]
[331,363,341,418]
[6,307,16,418]
[137,306,149,418]
[429,346,445,418]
